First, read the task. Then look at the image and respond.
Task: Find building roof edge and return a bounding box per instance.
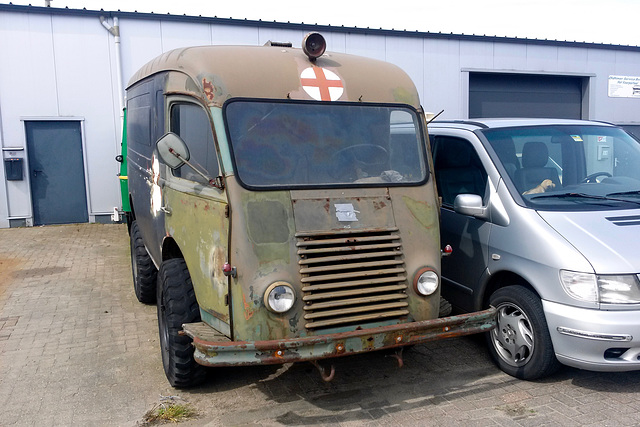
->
[2,3,639,52]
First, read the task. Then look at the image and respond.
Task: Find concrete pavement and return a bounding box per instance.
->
[2,224,640,426]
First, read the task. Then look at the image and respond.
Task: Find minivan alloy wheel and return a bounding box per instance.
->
[486,285,561,380]
[492,302,534,367]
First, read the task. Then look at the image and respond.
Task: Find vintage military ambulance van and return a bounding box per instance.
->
[122,33,495,387]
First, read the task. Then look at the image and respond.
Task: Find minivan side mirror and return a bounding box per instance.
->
[157,132,189,170]
[453,194,488,219]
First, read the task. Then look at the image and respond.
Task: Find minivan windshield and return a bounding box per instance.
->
[224,100,427,189]
[482,124,640,210]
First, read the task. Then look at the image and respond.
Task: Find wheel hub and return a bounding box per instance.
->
[493,302,534,367]
[503,325,517,343]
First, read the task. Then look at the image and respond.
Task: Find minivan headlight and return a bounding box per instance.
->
[560,270,640,304]
[598,275,640,304]
[264,282,296,313]
[560,270,597,302]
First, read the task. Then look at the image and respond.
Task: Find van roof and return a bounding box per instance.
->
[127,44,421,108]
[429,118,616,131]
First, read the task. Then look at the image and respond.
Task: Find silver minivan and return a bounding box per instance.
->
[428,119,640,380]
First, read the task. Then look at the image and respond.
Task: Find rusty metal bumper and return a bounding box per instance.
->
[183,307,496,367]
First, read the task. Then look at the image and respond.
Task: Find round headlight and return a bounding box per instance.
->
[264,282,296,313]
[414,269,439,296]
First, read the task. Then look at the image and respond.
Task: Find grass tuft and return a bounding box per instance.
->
[142,402,197,425]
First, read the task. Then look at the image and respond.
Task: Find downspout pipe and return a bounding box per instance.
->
[101,15,127,220]
[100,16,125,136]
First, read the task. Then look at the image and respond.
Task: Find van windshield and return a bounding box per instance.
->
[224,100,427,189]
[482,124,640,210]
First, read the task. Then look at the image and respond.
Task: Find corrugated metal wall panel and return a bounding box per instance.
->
[160,20,212,51]
[0,12,59,220]
[385,35,424,99]
[422,39,461,118]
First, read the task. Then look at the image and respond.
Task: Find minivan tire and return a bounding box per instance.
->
[130,220,157,304]
[157,258,206,388]
[486,285,561,380]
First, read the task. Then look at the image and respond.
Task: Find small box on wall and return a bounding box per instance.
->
[4,158,23,181]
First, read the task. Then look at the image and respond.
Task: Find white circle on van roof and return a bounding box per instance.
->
[300,67,344,101]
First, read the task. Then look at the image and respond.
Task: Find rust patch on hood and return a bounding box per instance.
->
[373,201,387,210]
[243,292,257,321]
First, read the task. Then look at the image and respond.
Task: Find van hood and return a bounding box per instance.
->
[537,209,640,274]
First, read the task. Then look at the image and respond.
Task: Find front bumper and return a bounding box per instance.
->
[544,300,640,371]
[183,307,496,367]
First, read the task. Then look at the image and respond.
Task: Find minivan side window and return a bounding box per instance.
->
[170,103,219,184]
[432,136,488,206]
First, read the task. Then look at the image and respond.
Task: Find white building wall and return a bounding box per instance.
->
[0,11,123,223]
[1,5,640,227]
[52,15,121,219]
[211,23,260,46]
[422,39,462,119]
[557,46,589,73]
[386,35,424,102]
[119,18,164,85]
[1,12,61,222]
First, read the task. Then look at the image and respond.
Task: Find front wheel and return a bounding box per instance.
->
[157,258,206,388]
[486,286,561,380]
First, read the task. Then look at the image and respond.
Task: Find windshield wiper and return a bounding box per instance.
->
[606,190,640,197]
[530,192,640,206]
[530,192,609,201]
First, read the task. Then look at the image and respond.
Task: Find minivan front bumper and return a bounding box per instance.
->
[544,300,640,371]
[183,307,496,367]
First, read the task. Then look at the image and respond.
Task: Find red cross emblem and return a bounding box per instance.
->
[300,67,344,101]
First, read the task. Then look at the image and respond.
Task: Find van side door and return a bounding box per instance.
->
[431,134,491,312]
[127,79,166,265]
[162,97,231,336]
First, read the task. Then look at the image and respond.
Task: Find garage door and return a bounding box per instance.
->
[469,73,583,119]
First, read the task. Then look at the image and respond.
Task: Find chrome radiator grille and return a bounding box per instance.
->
[296,227,409,330]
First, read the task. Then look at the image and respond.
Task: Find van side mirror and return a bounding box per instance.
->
[453,194,488,219]
[157,132,189,169]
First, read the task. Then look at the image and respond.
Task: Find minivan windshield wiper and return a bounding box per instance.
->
[606,190,640,197]
[530,192,640,206]
[530,192,610,201]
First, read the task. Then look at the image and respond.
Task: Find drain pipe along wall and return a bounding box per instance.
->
[100,15,126,220]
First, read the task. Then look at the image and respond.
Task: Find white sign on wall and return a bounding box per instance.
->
[608,75,640,98]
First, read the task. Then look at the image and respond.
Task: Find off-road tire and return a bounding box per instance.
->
[130,220,157,304]
[486,285,561,380]
[157,258,206,388]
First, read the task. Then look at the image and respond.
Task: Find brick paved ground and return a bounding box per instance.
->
[2,224,640,426]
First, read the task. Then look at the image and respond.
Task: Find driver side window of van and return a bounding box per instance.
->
[170,103,219,184]
[432,136,488,206]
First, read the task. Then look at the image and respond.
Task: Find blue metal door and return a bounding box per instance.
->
[25,121,88,225]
